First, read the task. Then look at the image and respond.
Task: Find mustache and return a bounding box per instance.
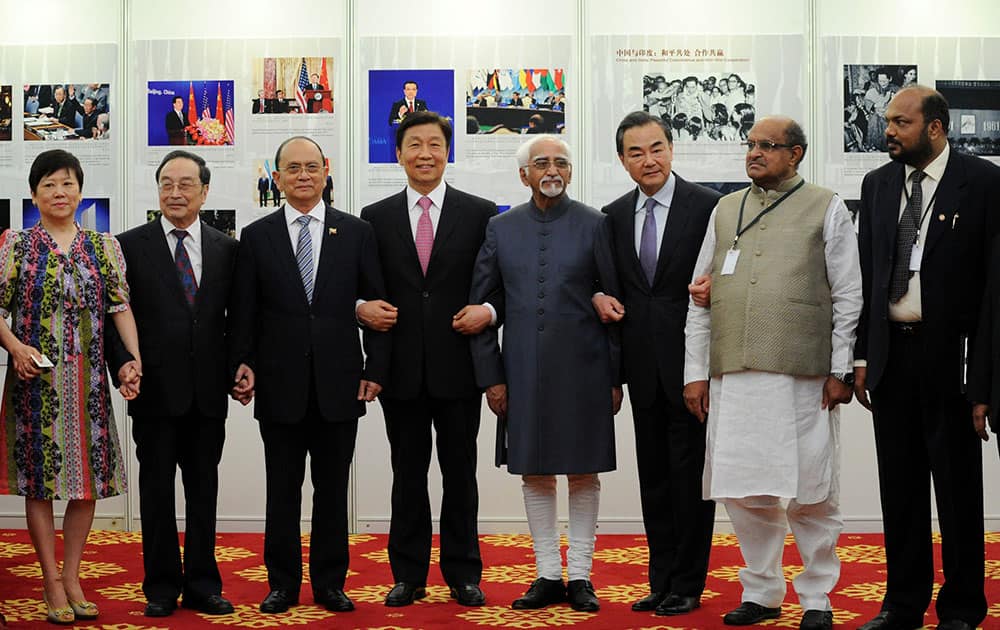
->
[541,176,564,185]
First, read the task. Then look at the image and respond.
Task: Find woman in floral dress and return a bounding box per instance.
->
[0,149,141,624]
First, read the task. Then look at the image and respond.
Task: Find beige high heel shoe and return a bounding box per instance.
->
[42,593,75,625]
[68,599,99,620]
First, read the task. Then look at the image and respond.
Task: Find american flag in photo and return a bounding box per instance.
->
[225,85,234,144]
[201,83,211,119]
[294,58,309,113]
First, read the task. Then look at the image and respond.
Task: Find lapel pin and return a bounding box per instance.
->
[938,214,945,221]
[329,227,337,235]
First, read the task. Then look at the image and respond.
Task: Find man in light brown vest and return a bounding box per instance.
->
[682,117,862,630]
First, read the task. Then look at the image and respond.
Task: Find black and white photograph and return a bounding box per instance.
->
[937,79,1000,157]
[642,73,756,142]
[843,64,917,153]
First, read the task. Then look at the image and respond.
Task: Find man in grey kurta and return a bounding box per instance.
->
[470,135,621,613]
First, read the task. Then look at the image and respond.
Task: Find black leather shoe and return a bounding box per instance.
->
[384,582,426,607]
[567,579,599,612]
[857,611,925,630]
[182,593,234,615]
[800,609,833,630]
[314,588,354,612]
[260,589,299,614]
[656,593,700,616]
[511,578,566,609]
[937,621,973,630]
[723,601,782,625]
[143,600,177,617]
[632,591,666,612]
[449,584,485,606]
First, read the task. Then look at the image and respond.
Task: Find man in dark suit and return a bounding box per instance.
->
[229,136,390,615]
[270,177,281,207]
[252,90,271,114]
[77,97,100,139]
[271,90,290,114]
[855,85,999,630]
[359,111,496,608]
[106,150,238,618]
[165,96,187,145]
[306,74,326,91]
[258,175,270,207]
[509,92,524,107]
[388,80,428,125]
[51,86,79,128]
[593,111,719,617]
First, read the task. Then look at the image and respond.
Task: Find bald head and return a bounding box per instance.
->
[744,116,807,189]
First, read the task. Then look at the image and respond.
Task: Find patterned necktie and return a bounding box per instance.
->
[415,196,434,275]
[295,215,314,302]
[889,170,926,303]
[639,197,659,286]
[172,229,197,306]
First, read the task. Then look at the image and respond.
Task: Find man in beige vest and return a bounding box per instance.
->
[683,117,862,630]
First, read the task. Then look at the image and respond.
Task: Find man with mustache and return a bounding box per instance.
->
[470,135,621,613]
[856,85,999,630]
[684,116,861,630]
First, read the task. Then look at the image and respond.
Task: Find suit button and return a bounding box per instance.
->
[538,292,545,298]
[540,260,547,266]
[537,324,544,331]
[305,351,311,358]
[538,276,545,282]
[310,314,315,320]
[755,250,762,256]
[750,278,757,284]
[540,245,547,251]
[759,224,767,230]
[537,308,544,315]
[422,291,429,298]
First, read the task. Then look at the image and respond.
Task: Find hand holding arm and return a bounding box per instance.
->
[591,294,624,323]
[452,304,492,335]
[356,299,398,332]
[688,274,711,308]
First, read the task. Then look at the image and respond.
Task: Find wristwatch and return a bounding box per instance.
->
[830,372,855,386]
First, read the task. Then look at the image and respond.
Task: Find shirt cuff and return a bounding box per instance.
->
[483,302,497,326]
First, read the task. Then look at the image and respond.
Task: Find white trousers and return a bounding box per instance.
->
[723,494,842,611]
[521,474,601,581]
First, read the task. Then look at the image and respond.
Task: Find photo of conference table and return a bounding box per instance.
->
[23,117,79,141]
[465,106,565,132]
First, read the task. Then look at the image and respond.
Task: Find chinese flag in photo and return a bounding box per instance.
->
[187,82,197,125]
[320,58,332,112]
[216,83,224,125]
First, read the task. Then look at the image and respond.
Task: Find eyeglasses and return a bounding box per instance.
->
[529,158,571,171]
[281,163,324,175]
[158,180,202,194]
[741,140,795,152]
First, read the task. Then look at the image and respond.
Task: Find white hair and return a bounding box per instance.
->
[515,134,573,170]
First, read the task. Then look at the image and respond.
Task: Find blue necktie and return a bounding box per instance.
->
[172,229,197,307]
[639,197,658,286]
[295,216,314,302]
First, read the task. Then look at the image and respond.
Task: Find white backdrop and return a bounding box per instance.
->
[0,0,999,535]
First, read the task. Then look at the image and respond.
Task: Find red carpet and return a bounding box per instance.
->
[0,530,997,628]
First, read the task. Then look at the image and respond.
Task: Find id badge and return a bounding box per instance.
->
[721,248,740,275]
[909,243,922,272]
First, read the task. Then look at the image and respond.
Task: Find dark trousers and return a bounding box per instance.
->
[258,190,268,207]
[381,394,482,586]
[258,395,358,595]
[632,385,715,596]
[132,408,225,602]
[871,327,986,626]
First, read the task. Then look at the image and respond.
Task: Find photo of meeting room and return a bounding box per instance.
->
[148,80,235,147]
[146,209,237,238]
[843,64,917,153]
[23,83,110,141]
[23,197,110,233]
[251,158,333,208]
[369,68,454,164]
[937,79,1000,157]
[0,86,11,141]
[251,57,334,115]
[464,68,566,135]
[642,73,756,143]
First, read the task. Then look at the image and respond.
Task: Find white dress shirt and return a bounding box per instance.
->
[406,181,446,239]
[684,193,862,502]
[889,142,950,322]
[284,201,326,281]
[161,216,202,284]
[633,172,676,258]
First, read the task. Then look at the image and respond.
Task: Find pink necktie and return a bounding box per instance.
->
[415,196,434,275]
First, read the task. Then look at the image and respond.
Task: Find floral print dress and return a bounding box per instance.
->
[0,225,129,500]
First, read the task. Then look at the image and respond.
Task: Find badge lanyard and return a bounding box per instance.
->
[721,180,806,276]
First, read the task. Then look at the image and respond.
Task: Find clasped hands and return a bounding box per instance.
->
[356,299,493,335]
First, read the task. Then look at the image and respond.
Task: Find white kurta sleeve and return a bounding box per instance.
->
[823,195,863,374]
[684,206,718,385]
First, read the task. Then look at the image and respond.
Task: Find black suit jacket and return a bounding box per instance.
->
[601,176,720,408]
[78,110,99,138]
[389,98,428,124]
[361,186,497,400]
[107,221,239,419]
[251,98,270,114]
[970,235,1000,426]
[229,206,390,423]
[857,150,1000,395]
[54,98,79,127]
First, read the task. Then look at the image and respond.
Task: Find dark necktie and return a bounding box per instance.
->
[639,197,658,285]
[295,216,314,302]
[172,229,197,306]
[889,170,926,303]
[415,197,434,275]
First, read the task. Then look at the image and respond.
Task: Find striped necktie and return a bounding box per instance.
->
[415,196,434,275]
[295,215,314,302]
